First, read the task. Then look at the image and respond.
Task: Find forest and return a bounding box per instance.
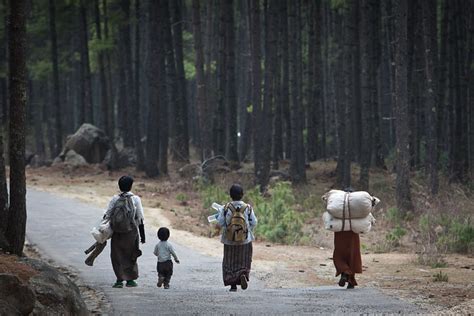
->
[0,0,473,256]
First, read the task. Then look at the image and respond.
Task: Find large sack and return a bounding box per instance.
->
[322,211,375,234]
[322,190,380,219]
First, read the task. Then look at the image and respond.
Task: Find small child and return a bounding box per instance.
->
[153,227,180,289]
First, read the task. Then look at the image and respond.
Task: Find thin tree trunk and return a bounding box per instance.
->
[170,0,189,163]
[94,0,109,135]
[134,0,145,170]
[5,0,27,255]
[145,0,160,177]
[394,0,413,214]
[0,134,8,236]
[103,0,114,138]
[79,0,93,124]
[224,0,239,163]
[288,0,306,183]
[48,0,62,156]
[192,0,211,160]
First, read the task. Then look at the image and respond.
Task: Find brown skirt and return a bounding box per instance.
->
[222,242,253,286]
[333,231,362,286]
[110,229,141,281]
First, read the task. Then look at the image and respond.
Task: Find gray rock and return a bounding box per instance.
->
[62,123,110,163]
[20,258,89,316]
[178,163,201,178]
[0,299,21,315]
[0,274,36,315]
[103,146,136,170]
[52,150,88,167]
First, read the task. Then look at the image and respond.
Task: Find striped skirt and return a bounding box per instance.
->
[222,242,253,286]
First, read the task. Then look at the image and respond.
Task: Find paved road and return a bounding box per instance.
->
[26,189,422,315]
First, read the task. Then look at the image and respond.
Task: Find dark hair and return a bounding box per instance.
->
[157,227,170,241]
[229,184,244,201]
[118,175,134,192]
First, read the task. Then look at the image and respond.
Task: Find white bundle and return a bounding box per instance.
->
[322,190,380,219]
[91,219,113,244]
[322,211,375,234]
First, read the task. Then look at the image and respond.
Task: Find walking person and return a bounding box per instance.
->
[333,231,362,289]
[217,184,257,292]
[104,176,146,288]
[153,227,180,289]
[332,188,362,289]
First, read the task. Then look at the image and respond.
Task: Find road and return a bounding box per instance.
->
[26,188,422,315]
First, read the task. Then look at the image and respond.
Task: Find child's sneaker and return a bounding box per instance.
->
[240,275,248,290]
[157,277,164,287]
[126,280,138,287]
[164,284,170,289]
[229,285,237,292]
[112,281,123,288]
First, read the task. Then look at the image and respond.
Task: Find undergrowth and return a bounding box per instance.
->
[197,181,307,244]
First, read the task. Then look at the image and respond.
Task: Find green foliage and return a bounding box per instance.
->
[419,214,474,254]
[432,270,448,282]
[385,225,406,247]
[176,192,189,203]
[330,0,348,11]
[248,182,306,244]
[197,181,306,244]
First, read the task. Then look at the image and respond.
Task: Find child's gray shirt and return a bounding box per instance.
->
[153,241,179,263]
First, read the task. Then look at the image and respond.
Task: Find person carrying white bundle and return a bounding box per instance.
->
[322,189,380,219]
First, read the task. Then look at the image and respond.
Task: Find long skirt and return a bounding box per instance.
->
[222,242,253,286]
[333,231,362,286]
[110,229,141,281]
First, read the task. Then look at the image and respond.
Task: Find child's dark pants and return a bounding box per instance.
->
[157,260,173,285]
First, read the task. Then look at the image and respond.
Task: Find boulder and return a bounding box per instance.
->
[21,258,88,316]
[103,146,136,170]
[0,299,21,315]
[62,123,110,163]
[52,150,88,167]
[178,163,201,178]
[0,274,36,315]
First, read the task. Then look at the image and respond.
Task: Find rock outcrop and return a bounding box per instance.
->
[61,124,110,164]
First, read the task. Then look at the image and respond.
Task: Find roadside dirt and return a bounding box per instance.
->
[26,164,474,314]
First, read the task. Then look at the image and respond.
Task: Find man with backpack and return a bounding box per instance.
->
[104,176,146,288]
[217,184,258,292]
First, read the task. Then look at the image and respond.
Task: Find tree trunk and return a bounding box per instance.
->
[103,0,114,138]
[192,0,211,161]
[119,0,134,147]
[394,0,413,213]
[145,0,161,177]
[224,0,239,163]
[134,0,145,170]
[94,0,109,136]
[288,0,306,183]
[170,0,189,163]
[48,0,62,156]
[0,134,8,236]
[422,0,439,195]
[79,0,93,124]
[5,0,27,255]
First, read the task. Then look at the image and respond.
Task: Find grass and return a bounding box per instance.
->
[432,270,449,282]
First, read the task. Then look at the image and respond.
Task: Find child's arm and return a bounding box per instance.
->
[248,205,258,229]
[103,196,118,219]
[169,244,180,263]
[153,244,159,257]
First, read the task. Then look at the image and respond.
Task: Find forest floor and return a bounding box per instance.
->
[25,160,474,314]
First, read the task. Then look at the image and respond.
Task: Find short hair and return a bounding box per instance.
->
[157,227,170,241]
[229,184,244,201]
[118,175,134,192]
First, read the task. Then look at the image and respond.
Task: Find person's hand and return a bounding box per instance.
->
[175,259,180,264]
[140,238,146,244]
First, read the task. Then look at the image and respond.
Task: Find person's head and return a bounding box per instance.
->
[118,175,134,192]
[229,184,244,201]
[157,227,170,241]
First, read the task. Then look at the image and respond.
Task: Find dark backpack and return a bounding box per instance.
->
[110,193,136,233]
[224,203,249,243]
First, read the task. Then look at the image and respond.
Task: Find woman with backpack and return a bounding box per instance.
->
[217,184,257,292]
[104,176,146,288]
